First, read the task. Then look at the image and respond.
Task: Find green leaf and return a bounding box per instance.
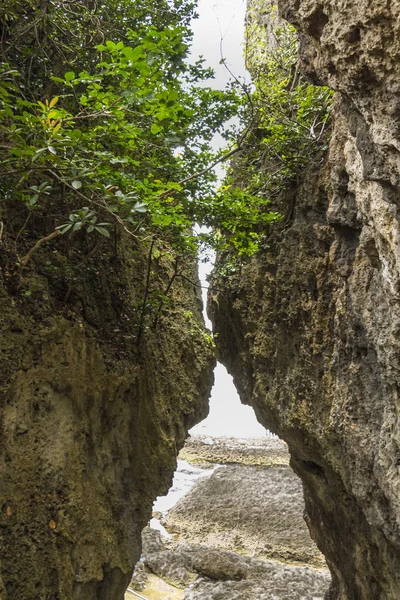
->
[133,202,147,213]
[56,223,73,234]
[151,123,163,135]
[28,194,39,205]
[95,226,110,237]
[47,109,59,119]
[132,45,144,60]
[110,157,129,164]
[64,71,75,82]
[31,147,47,162]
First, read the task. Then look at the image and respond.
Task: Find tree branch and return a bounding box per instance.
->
[20,229,61,267]
[158,146,242,199]
[157,33,255,201]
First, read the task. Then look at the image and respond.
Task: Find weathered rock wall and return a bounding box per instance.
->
[209,1,400,598]
[0,230,214,599]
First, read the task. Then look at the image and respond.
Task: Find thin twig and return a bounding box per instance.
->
[61,98,121,122]
[20,230,61,267]
[0,221,4,244]
[15,213,31,249]
[176,272,223,294]
[158,146,242,199]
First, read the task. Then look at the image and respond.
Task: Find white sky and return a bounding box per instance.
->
[188,0,266,438]
[190,0,248,83]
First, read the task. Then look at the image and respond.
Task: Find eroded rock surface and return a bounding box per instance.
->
[164,464,324,566]
[184,573,328,600]
[181,542,329,600]
[179,434,289,466]
[136,528,329,600]
[130,439,330,600]
[0,233,214,600]
[209,1,400,598]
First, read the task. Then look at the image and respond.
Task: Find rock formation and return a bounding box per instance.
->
[164,463,324,566]
[0,231,214,599]
[138,528,330,600]
[130,438,330,600]
[209,0,400,598]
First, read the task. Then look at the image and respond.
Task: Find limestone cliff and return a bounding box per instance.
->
[0,228,214,599]
[209,1,400,598]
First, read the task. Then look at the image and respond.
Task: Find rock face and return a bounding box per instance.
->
[164,464,324,566]
[184,571,328,600]
[137,527,330,600]
[130,439,330,599]
[209,1,400,598]
[0,231,214,599]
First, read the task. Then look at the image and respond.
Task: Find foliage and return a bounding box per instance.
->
[55,207,111,237]
[183,310,216,348]
[0,10,247,257]
[233,1,333,209]
[0,0,333,272]
[0,0,197,93]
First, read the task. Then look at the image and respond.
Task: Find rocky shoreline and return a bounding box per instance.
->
[126,435,330,600]
[179,435,290,467]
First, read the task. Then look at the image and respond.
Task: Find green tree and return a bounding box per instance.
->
[0,0,248,264]
[0,0,197,93]
[0,0,332,269]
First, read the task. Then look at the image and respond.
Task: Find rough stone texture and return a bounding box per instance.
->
[209,1,400,598]
[128,573,183,600]
[131,442,330,599]
[183,570,329,600]
[129,561,148,592]
[164,464,325,566]
[135,528,330,600]
[141,529,196,587]
[0,229,215,600]
[179,434,289,466]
